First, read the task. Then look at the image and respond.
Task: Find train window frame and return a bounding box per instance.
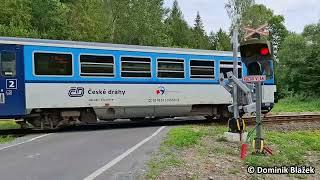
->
[219,60,242,78]
[79,53,115,78]
[120,56,152,79]
[189,59,215,80]
[32,51,74,77]
[156,58,185,79]
[0,51,17,77]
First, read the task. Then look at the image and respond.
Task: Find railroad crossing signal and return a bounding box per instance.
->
[244,24,269,40]
[240,39,274,76]
[239,30,274,155]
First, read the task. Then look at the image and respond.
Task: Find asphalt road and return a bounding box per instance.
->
[0,125,170,180]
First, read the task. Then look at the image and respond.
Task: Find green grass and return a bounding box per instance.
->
[146,128,191,179]
[246,130,320,167]
[146,146,184,179]
[0,136,16,144]
[147,125,320,179]
[146,125,228,179]
[163,127,204,149]
[273,96,320,113]
[0,120,20,130]
[162,125,228,149]
[0,120,20,144]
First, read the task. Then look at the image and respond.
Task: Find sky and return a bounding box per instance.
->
[164,0,320,34]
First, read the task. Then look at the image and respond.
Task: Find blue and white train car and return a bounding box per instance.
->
[0,37,276,129]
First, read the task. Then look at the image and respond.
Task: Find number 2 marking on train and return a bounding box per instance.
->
[6,79,17,89]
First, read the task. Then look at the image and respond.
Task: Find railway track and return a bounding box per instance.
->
[1,114,320,135]
[0,118,212,136]
[244,114,320,125]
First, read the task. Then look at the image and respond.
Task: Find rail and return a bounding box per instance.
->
[244,114,320,125]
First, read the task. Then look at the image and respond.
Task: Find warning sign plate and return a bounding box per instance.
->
[243,75,266,82]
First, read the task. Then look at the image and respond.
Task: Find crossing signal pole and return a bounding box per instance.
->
[240,26,274,154]
[231,22,240,133]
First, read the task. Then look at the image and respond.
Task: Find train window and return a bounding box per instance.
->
[34,53,72,76]
[157,58,184,78]
[121,57,151,78]
[220,61,242,78]
[1,51,16,77]
[80,55,114,77]
[190,60,215,79]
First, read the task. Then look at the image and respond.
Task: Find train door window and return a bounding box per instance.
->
[80,55,114,77]
[34,52,72,76]
[1,51,16,77]
[190,60,215,79]
[121,57,151,78]
[157,58,184,78]
[220,61,242,78]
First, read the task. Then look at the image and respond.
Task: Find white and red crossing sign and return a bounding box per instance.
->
[243,75,266,83]
[244,23,269,40]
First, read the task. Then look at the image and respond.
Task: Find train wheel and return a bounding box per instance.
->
[26,115,56,130]
[26,110,62,130]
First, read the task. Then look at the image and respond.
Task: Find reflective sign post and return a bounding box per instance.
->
[255,81,263,153]
[243,75,266,154]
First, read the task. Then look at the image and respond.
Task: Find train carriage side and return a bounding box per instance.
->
[23,44,236,128]
[0,44,26,119]
[0,38,276,129]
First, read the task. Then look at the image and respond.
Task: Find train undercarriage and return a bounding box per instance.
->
[17,105,232,130]
[17,103,273,130]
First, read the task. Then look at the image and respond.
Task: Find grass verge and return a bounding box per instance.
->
[146,125,320,179]
[0,120,20,130]
[146,125,228,179]
[246,130,320,167]
[273,96,320,113]
[0,120,20,144]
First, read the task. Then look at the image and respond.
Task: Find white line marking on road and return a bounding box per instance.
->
[0,133,52,151]
[83,126,166,180]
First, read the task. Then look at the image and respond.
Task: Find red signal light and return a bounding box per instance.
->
[260,48,269,56]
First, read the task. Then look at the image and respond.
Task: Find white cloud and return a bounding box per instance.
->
[257,0,320,32]
[164,0,320,33]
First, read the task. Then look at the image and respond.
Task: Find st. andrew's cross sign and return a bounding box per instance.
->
[244,23,269,40]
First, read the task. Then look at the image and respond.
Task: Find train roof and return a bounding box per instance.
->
[0,37,240,57]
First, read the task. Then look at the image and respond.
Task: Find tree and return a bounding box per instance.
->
[66,0,112,42]
[30,0,70,39]
[277,34,308,95]
[225,0,255,31]
[209,29,232,51]
[165,0,193,48]
[303,23,320,44]
[108,0,170,46]
[0,0,39,37]
[241,4,288,57]
[277,23,320,97]
[191,12,210,49]
[300,23,320,96]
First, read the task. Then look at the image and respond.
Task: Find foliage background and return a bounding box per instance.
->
[0,0,319,98]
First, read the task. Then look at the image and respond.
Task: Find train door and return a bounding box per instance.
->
[0,45,25,118]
